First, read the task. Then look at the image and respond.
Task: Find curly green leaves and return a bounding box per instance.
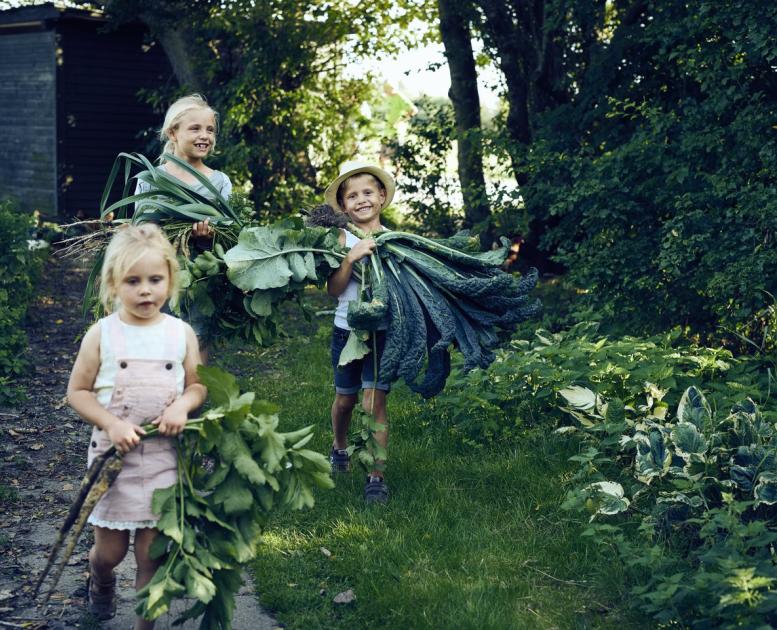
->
[339,232,540,398]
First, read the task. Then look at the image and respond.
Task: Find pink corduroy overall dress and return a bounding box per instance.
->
[87,313,185,523]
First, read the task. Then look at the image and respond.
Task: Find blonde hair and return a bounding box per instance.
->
[159,94,219,162]
[99,224,180,313]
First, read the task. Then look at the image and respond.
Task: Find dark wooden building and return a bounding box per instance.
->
[0,3,172,219]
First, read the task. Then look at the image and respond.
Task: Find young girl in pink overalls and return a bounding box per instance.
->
[67,223,206,629]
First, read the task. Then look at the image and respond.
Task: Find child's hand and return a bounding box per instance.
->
[107,420,146,454]
[153,400,188,437]
[191,220,214,239]
[347,238,376,264]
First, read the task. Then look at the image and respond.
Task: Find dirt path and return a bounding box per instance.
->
[0,254,277,629]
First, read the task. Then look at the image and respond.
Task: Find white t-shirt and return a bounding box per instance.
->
[334,229,362,330]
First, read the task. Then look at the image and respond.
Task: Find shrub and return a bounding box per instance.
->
[524,2,777,339]
[429,322,774,447]
[0,199,46,405]
[561,386,777,628]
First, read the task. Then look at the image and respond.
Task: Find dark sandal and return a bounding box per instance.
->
[87,572,117,620]
[330,447,350,473]
[364,475,389,504]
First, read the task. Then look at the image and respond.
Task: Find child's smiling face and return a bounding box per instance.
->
[340,174,386,230]
[170,108,216,163]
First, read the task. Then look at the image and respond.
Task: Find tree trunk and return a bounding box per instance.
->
[437,0,491,245]
[154,27,204,93]
[479,0,531,184]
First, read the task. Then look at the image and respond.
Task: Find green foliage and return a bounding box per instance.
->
[561,386,777,628]
[524,1,777,337]
[173,218,345,346]
[101,0,432,218]
[433,315,777,625]
[433,321,774,447]
[135,365,333,627]
[0,199,46,405]
[100,153,243,226]
[213,216,540,397]
[386,96,461,236]
[218,330,639,629]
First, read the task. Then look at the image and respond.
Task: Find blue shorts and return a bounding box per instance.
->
[331,326,390,395]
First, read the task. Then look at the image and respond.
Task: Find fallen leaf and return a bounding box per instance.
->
[30,443,45,451]
[55,319,64,325]
[320,547,332,558]
[8,429,21,438]
[333,589,355,604]
[62,483,74,491]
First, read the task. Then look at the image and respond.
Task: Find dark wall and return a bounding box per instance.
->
[0,29,58,214]
[57,18,172,219]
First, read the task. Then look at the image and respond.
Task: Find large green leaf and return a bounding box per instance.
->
[338,330,371,367]
[754,471,777,506]
[197,365,240,408]
[729,445,777,493]
[675,386,711,429]
[585,481,630,519]
[558,385,598,411]
[223,223,340,291]
[634,429,671,482]
[726,398,772,446]
[212,470,254,514]
[183,565,216,604]
[671,422,708,461]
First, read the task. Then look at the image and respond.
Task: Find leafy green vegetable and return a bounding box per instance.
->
[344,227,541,397]
[223,219,343,291]
[134,365,333,628]
[99,152,242,226]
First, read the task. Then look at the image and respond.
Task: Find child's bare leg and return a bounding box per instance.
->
[89,526,129,584]
[133,528,162,630]
[331,393,357,449]
[362,388,388,477]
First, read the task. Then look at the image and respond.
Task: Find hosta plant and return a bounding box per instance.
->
[560,384,777,627]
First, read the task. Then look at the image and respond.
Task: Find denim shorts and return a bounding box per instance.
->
[331,326,390,395]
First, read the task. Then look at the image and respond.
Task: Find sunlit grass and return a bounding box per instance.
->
[217,317,640,629]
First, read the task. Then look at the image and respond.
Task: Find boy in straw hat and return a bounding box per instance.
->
[324,160,397,504]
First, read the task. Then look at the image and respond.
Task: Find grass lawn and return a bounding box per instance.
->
[216,314,642,630]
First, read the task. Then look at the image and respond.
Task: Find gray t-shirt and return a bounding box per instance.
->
[134,167,232,212]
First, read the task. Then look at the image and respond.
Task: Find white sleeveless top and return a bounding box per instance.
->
[334,229,362,330]
[93,314,186,407]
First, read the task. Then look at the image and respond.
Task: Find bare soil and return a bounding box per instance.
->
[0,254,94,628]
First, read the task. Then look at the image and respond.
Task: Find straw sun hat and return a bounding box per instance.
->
[324,160,396,211]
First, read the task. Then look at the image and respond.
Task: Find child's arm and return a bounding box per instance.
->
[191,173,232,240]
[67,323,147,454]
[153,324,207,436]
[326,230,377,297]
